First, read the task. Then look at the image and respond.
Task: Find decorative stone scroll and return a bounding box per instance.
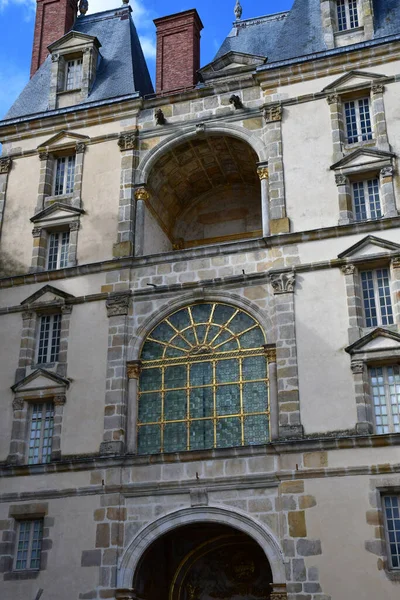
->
[106,292,131,317]
[351,361,364,374]
[326,93,340,105]
[371,83,384,95]
[341,264,356,276]
[134,187,150,202]
[118,131,138,151]
[381,165,394,178]
[75,142,86,154]
[263,104,282,123]
[127,361,142,380]
[257,166,269,181]
[269,271,296,294]
[335,174,347,186]
[12,398,24,412]
[0,157,12,174]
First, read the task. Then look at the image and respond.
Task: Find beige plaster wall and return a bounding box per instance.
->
[0,313,22,461]
[143,205,172,255]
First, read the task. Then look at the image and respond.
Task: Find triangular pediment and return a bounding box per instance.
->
[21,285,75,307]
[323,70,386,92]
[346,328,400,354]
[331,148,394,171]
[37,130,90,151]
[31,203,84,224]
[338,236,400,259]
[48,30,101,52]
[199,51,267,80]
[12,369,70,393]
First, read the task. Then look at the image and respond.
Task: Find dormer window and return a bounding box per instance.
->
[336,0,359,32]
[352,178,381,221]
[54,155,75,196]
[344,97,372,144]
[47,231,70,270]
[65,58,83,91]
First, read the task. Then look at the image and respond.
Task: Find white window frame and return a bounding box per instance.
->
[336,0,360,32]
[14,519,44,571]
[352,177,382,222]
[47,230,70,270]
[383,494,400,570]
[53,155,76,196]
[36,314,62,365]
[344,97,373,144]
[65,58,83,91]
[360,268,394,328]
[28,402,54,465]
[369,365,400,434]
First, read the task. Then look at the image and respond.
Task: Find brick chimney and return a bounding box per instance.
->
[154,9,203,95]
[30,0,78,77]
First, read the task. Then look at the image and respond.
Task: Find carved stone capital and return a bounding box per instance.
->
[326,94,340,105]
[0,157,12,174]
[32,227,42,238]
[263,104,282,122]
[21,310,34,320]
[84,46,93,54]
[257,166,269,181]
[69,221,80,231]
[134,187,150,202]
[118,131,137,151]
[335,173,348,186]
[127,361,142,380]
[54,394,66,405]
[39,152,50,162]
[75,142,86,154]
[351,361,364,374]
[106,292,131,317]
[51,53,60,63]
[61,304,73,314]
[173,238,185,250]
[12,398,24,411]
[269,271,295,294]
[341,264,356,276]
[380,165,394,178]
[371,83,384,95]
[263,344,277,362]
[391,257,400,269]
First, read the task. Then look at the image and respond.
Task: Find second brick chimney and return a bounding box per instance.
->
[154,9,203,95]
[30,0,78,77]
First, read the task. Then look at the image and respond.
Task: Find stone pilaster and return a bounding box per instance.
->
[30,226,47,272]
[16,310,37,381]
[36,152,53,213]
[390,257,400,326]
[263,104,289,234]
[257,163,270,236]
[7,398,28,465]
[57,305,72,377]
[380,165,397,217]
[269,271,303,438]
[134,187,149,256]
[361,0,375,41]
[100,291,132,455]
[335,173,352,224]
[51,394,66,461]
[0,157,12,239]
[264,345,278,440]
[371,83,389,151]
[68,221,80,266]
[320,0,336,49]
[72,142,86,208]
[350,360,373,435]
[126,360,142,453]
[113,132,138,258]
[341,264,362,344]
[327,94,345,162]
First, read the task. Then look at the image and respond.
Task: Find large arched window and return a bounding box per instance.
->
[137,303,269,454]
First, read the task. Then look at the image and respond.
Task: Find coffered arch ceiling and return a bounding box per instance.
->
[146,135,261,245]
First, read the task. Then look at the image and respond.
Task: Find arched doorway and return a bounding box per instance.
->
[133,523,273,600]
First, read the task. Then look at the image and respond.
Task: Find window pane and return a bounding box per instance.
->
[37,315,51,364]
[65,156,76,194]
[345,101,358,143]
[16,521,31,570]
[54,158,66,195]
[358,98,372,141]
[50,314,62,362]
[190,419,214,450]
[59,231,70,268]
[370,366,400,434]
[366,178,382,220]
[216,384,240,416]
[352,181,367,222]
[336,0,347,31]
[376,268,394,326]
[47,233,59,270]
[66,59,83,90]
[28,403,54,465]
[137,424,161,454]
[163,421,186,453]
[348,0,359,28]
[216,417,241,448]
[384,495,400,570]
[244,414,269,445]
[361,271,378,327]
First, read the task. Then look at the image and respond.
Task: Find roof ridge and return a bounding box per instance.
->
[76,5,130,23]
[235,10,289,27]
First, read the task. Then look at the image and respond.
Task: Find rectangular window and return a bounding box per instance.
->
[352,178,382,221]
[37,314,62,364]
[337,0,359,32]
[369,366,400,434]
[54,155,75,196]
[65,58,83,90]
[360,268,394,327]
[47,231,70,270]
[383,495,400,569]
[15,519,43,570]
[344,98,373,144]
[28,402,54,464]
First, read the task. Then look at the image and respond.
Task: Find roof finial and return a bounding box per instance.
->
[234,0,242,20]
[122,0,129,4]
[78,0,88,15]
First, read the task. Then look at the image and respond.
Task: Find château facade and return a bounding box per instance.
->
[0,0,400,599]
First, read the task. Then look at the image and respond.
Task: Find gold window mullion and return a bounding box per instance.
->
[212,359,217,448]
[160,365,165,452]
[186,362,190,451]
[239,356,245,446]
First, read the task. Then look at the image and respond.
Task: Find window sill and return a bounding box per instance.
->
[334,25,364,37]
[45,193,73,205]
[57,88,82,96]
[4,570,39,581]
[344,139,375,152]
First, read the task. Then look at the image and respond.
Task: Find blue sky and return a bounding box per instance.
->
[0,0,293,118]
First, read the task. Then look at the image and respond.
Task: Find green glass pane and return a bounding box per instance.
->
[164,347,187,358]
[164,365,186,389]
[191,303,212,324]
[213,329,233,348]
[216,384,240,416]
[141,340,163,360]
[195,324,207,345]
[205,325,221,345]
[243,382,268,413]
[190,419,214,450]
[182,327,197,346]
[217,339,239,352]
[216,417,241,448]
[151,321,175,343]
[137,425,161,454]
[216,359,240,384]
[244,414,269,445]
[164,421,187,452]
[140,368,162,391]
[190,361,212,386]
[190,387,213,418]
[138,393,161,423]
[171,335,191,350]
[239,327,265,349]
[242,355,267,380]
[168,308,191,330]
[212,304,236,325]
[164,389,187,421]
[229,312,256,334]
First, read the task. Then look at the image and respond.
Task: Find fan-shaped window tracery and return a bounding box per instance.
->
[137,303,270,454]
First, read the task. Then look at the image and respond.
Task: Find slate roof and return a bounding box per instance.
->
[4,6,153,121]
[215,0,400,64]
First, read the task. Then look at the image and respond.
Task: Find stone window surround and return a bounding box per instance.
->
[326,82,389,164]
[333,159,397,225]
[320,0,374,49]
[0,156,12,238]
[341,256,400,345]
[368,479,400,582]
[0,503,53,581]
[30,219,80,273]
